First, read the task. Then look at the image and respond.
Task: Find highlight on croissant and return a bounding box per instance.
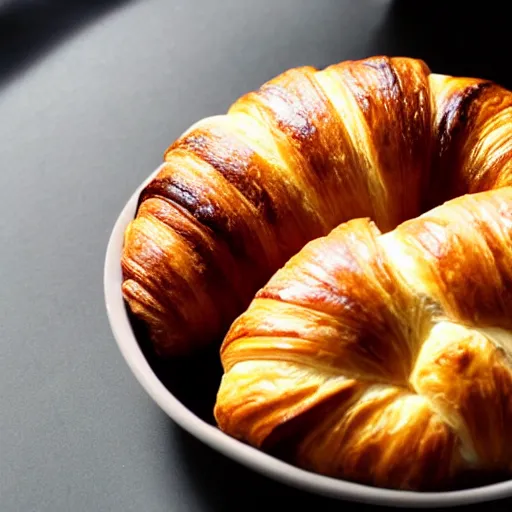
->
[120,56,512,491]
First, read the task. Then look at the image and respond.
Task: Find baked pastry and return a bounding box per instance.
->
[121,55,512,357]
[214,187,512,490]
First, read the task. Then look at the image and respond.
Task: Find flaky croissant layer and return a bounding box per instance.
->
[121,56,512,356]
[215,188,512,491]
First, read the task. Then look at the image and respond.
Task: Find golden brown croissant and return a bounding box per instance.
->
[214,187,512,491]
[121,56,512,356]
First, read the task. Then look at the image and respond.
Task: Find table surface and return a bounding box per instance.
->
[2,1,512,510]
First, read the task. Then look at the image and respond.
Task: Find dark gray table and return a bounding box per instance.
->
[2,1,511,510]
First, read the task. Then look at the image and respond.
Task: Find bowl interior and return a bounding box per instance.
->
[104,166,512,508]
[130,312,223,427]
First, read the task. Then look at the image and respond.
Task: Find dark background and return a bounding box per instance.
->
[1,1,511,510]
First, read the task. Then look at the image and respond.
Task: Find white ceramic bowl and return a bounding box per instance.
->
[104,164,512,508]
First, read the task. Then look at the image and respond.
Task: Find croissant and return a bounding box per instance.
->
[121,55,512,357]
[214,187,512,491]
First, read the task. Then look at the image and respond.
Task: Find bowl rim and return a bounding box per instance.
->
[104,164,512,508]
